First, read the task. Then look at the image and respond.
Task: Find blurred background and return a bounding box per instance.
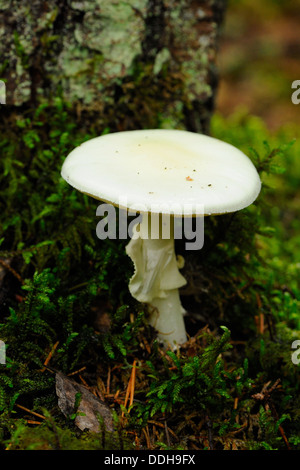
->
[216,0,300,131]
[211,0,300,297]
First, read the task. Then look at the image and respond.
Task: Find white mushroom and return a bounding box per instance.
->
[61,129,261,349]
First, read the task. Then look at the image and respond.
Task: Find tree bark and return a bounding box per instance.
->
[0,0,226,133]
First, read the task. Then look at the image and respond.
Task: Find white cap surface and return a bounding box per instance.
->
[61,129,261,216]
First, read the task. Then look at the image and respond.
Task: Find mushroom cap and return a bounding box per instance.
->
[61,129,261,216]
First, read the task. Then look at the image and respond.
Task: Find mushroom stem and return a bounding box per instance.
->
[125,213,187,349]
[148,288,187,348]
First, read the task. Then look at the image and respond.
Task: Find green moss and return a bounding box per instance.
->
[5,414,134,450]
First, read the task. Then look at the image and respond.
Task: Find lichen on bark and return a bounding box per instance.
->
[1,0,226,132]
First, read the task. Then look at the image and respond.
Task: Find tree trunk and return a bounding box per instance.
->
[1,0,226,133]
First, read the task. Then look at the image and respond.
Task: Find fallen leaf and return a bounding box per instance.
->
[55,371,114,433]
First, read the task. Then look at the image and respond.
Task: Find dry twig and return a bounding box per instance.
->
[16,404,46,420]
[40,341,59,372]
[122,359,137,418]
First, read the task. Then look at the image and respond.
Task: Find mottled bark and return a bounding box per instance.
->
[0,0,226,133]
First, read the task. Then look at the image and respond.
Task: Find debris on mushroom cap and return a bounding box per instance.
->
[61,129,261,216]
